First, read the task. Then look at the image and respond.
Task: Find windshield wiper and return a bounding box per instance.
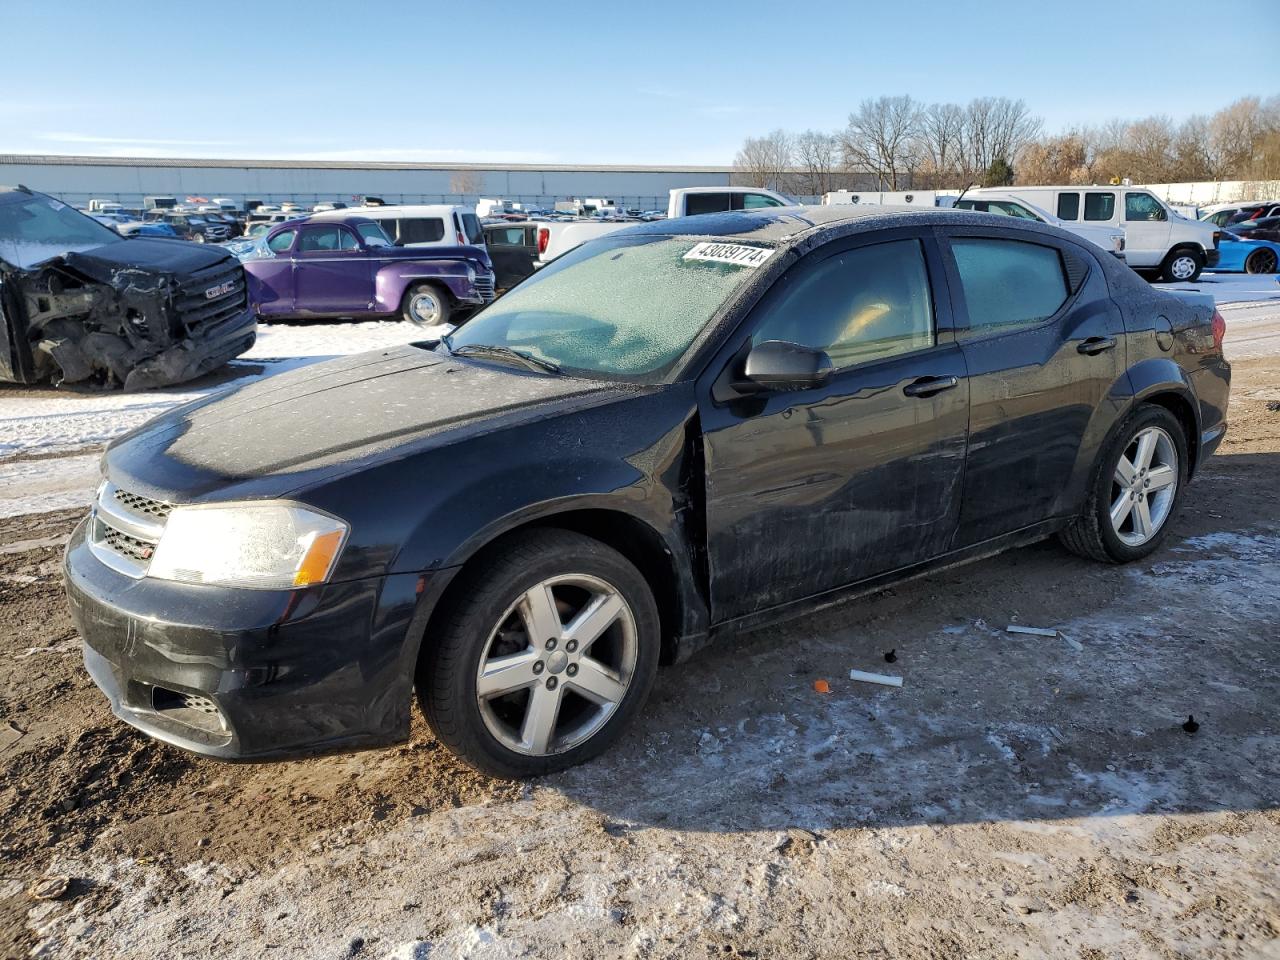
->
[449,343,561,375]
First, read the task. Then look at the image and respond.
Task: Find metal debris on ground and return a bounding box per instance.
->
[848,669,903,688]
[1006,624,1059,637]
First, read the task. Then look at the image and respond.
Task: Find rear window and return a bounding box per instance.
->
[952,238,1069,334]
[685,192,733,216]
[461,213,484,245]
[388,217,445,244]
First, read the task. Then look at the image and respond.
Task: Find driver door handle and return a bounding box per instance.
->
[1078,336,1117,355]
[902,375,960,398]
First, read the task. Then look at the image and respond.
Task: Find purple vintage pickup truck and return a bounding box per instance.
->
[239,216,496,326]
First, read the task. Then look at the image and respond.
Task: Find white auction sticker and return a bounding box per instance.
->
[683,242,774,268]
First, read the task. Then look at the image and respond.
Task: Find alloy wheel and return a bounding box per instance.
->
[475,574,638,756]
[1247,249,1277,274]
[1110,426,1178,547]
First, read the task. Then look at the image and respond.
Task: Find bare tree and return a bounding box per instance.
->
[963,97,1042,181]
[792,130,840,196]
[449,170,483,195]
[841,95,923,189]
[733,129,793,190]
[916,102,966,188]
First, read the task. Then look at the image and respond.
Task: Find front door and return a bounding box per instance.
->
[486,225,537,291]
[937,228,1126,545]
[293,224,374,315]
[250,227,300,317]
[1121,192,1173,270]
[698,231,970,623]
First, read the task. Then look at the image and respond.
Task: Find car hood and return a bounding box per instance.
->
[63,236,237,277]
[104,345,632,500]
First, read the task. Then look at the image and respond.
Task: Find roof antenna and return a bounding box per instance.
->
[953,182,980,207]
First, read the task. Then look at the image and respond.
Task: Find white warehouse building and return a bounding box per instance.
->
[0,154,736,210]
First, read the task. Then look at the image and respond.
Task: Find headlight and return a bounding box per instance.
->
[148,501,348,590]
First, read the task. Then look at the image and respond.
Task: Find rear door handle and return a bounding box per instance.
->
[902,375,960,398]
[1078,336,1117,355]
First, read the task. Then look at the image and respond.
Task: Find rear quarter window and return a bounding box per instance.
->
[951,238,1069,335]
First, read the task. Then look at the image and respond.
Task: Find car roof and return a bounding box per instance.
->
[618,203,1077,249]
[311,204,472,219]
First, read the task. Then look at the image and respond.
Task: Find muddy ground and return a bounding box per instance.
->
[2,359,1278,959]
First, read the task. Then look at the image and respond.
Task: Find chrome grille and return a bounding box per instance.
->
[174,262,248,334]
[474,274,496,301]
[88,481,169,578]
[113,487,173,521]
[102,525,156,562]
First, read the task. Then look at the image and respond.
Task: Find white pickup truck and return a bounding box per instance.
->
[962,185,1220,281]
[535,186,793,264]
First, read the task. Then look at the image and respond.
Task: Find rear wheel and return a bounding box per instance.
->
[401,282,452,327]
[418,529,660,778]
[1245,248,1278,275]
[1059,405,1188,563]
[1160,249,1203,282]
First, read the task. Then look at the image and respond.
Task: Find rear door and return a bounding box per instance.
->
[293,224,374,315]
[937,227,1126,544]
[698,230,970,621]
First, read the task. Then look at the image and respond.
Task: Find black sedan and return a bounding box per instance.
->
[64,206,1231,778]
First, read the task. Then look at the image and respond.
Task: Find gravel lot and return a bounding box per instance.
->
[2,280,1278,959]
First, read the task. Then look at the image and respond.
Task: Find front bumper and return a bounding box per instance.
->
[122,304,258,390]
[64,518,428,759]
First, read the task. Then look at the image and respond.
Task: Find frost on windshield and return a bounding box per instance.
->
[448,237,767,378]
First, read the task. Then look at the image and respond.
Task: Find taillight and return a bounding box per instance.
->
[1211,309,1226,352]
[457,231,466,245]
[537,227,549,255]
[1212,230,1222,249]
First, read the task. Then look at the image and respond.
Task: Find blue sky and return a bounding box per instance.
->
[3,0,1277,165]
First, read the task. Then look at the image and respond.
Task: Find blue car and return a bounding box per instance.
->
[1215,232,1280,274]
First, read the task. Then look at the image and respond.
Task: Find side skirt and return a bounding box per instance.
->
[703,518,1069,644]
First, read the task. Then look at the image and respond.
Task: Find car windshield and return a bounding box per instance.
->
[0,193,123,268]
[444,234,769,380]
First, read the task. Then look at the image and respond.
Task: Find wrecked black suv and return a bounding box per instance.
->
[0,185,256,389]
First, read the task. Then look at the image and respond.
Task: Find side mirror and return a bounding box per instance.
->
[735,339,833,394]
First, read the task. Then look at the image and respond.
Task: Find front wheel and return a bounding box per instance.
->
[1160,249,1203,283]
[418,529,660,778]
[401,282,452,328]
[1245,248,1278,275]
[191,233,206,244]
[1059,405,1188,563]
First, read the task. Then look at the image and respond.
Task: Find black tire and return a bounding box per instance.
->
[1244,248,1278,275]
[400,282,452,327]
[1059,404,1189,564]
[418,528,660,778]
[1159,248,1204,283]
